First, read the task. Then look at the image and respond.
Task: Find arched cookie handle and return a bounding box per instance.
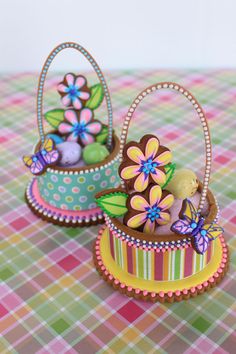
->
[37,42,113,150]
[119,82,212,212]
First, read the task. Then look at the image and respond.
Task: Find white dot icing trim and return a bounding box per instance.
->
[119,82,212,213]
[37,42,113,150]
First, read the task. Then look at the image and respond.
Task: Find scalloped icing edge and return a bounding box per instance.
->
[93,226,229,303]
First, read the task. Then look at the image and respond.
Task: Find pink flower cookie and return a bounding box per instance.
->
[58,108,102,146]
[57,73,90,109]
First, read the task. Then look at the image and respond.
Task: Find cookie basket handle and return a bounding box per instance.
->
[37,42,113,149]
[119,82,212,212]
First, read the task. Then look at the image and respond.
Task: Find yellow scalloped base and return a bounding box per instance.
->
[99,227,224,293]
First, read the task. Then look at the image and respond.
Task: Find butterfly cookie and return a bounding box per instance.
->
[23,138,60,175]
[171,199,224,254]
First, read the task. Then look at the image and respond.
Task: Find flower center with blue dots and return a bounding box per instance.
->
[66,85,79,99]
[140,158,158,175]
[146,205,161,222]
[74,123,87,136]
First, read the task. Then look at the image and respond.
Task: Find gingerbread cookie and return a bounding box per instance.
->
[23,138,60,175]
[22,42,120,227]
[119,134,172,192]
[57,73,91,109]
[93,81,227,303]
[58,108,102,146]
[124,184,174,233]
[171,198,224,254]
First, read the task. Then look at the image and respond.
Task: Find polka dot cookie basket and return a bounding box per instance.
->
[23,42,120,227]
[94,82,229,303]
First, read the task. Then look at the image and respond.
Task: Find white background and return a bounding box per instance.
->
[0,0,236,71]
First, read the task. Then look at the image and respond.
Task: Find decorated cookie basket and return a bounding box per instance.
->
[94,82,229,303]
[23,42,120,227]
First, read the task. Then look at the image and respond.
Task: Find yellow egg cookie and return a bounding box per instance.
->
[166,169,198,199]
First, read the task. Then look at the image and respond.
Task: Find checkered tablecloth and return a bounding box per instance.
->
[0,70,235,354]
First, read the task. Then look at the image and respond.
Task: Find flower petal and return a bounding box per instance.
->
[154,150,172,166]
[72,97,82,110]
[158,194,174,210]
[86,121,102,135]
[61,94,71,107]
[64,110,78,125]
[80,108,93,125]
[65,73,75,86]
[127,146,145,163]
[130,195,149,211]
[145,136,159,159]
[149,185,162,206]
[127,212,147,229]
[157,212,171,225]
[66,132,78,142]
[134,172,149,192]
[58,122,73,134]
[57,84,68,93]
[151,169,166,185]
[143,218,156,233]
[81,132,95,145]
[78,91,90,100]
[75,76,86,88]
[120,165,140,180]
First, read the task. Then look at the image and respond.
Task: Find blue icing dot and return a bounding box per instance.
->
[200,229,207,236]
[191,222,197,229]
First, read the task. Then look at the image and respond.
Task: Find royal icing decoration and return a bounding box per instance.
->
[57,73,90,109]
[95,125,109,144]
[23,42,120,230]
[162,163,176,189]
[96,189,128,217]
[119,134,172,192]
[171,199,224,254]
[42,72,107,151]
[93,81,227,304]
[23,138,59,175]
[44,109,64,129]
[58,108,102,146]
[124,184,174,233]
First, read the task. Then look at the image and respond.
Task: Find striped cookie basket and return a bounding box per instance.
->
[94,82,229,303]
